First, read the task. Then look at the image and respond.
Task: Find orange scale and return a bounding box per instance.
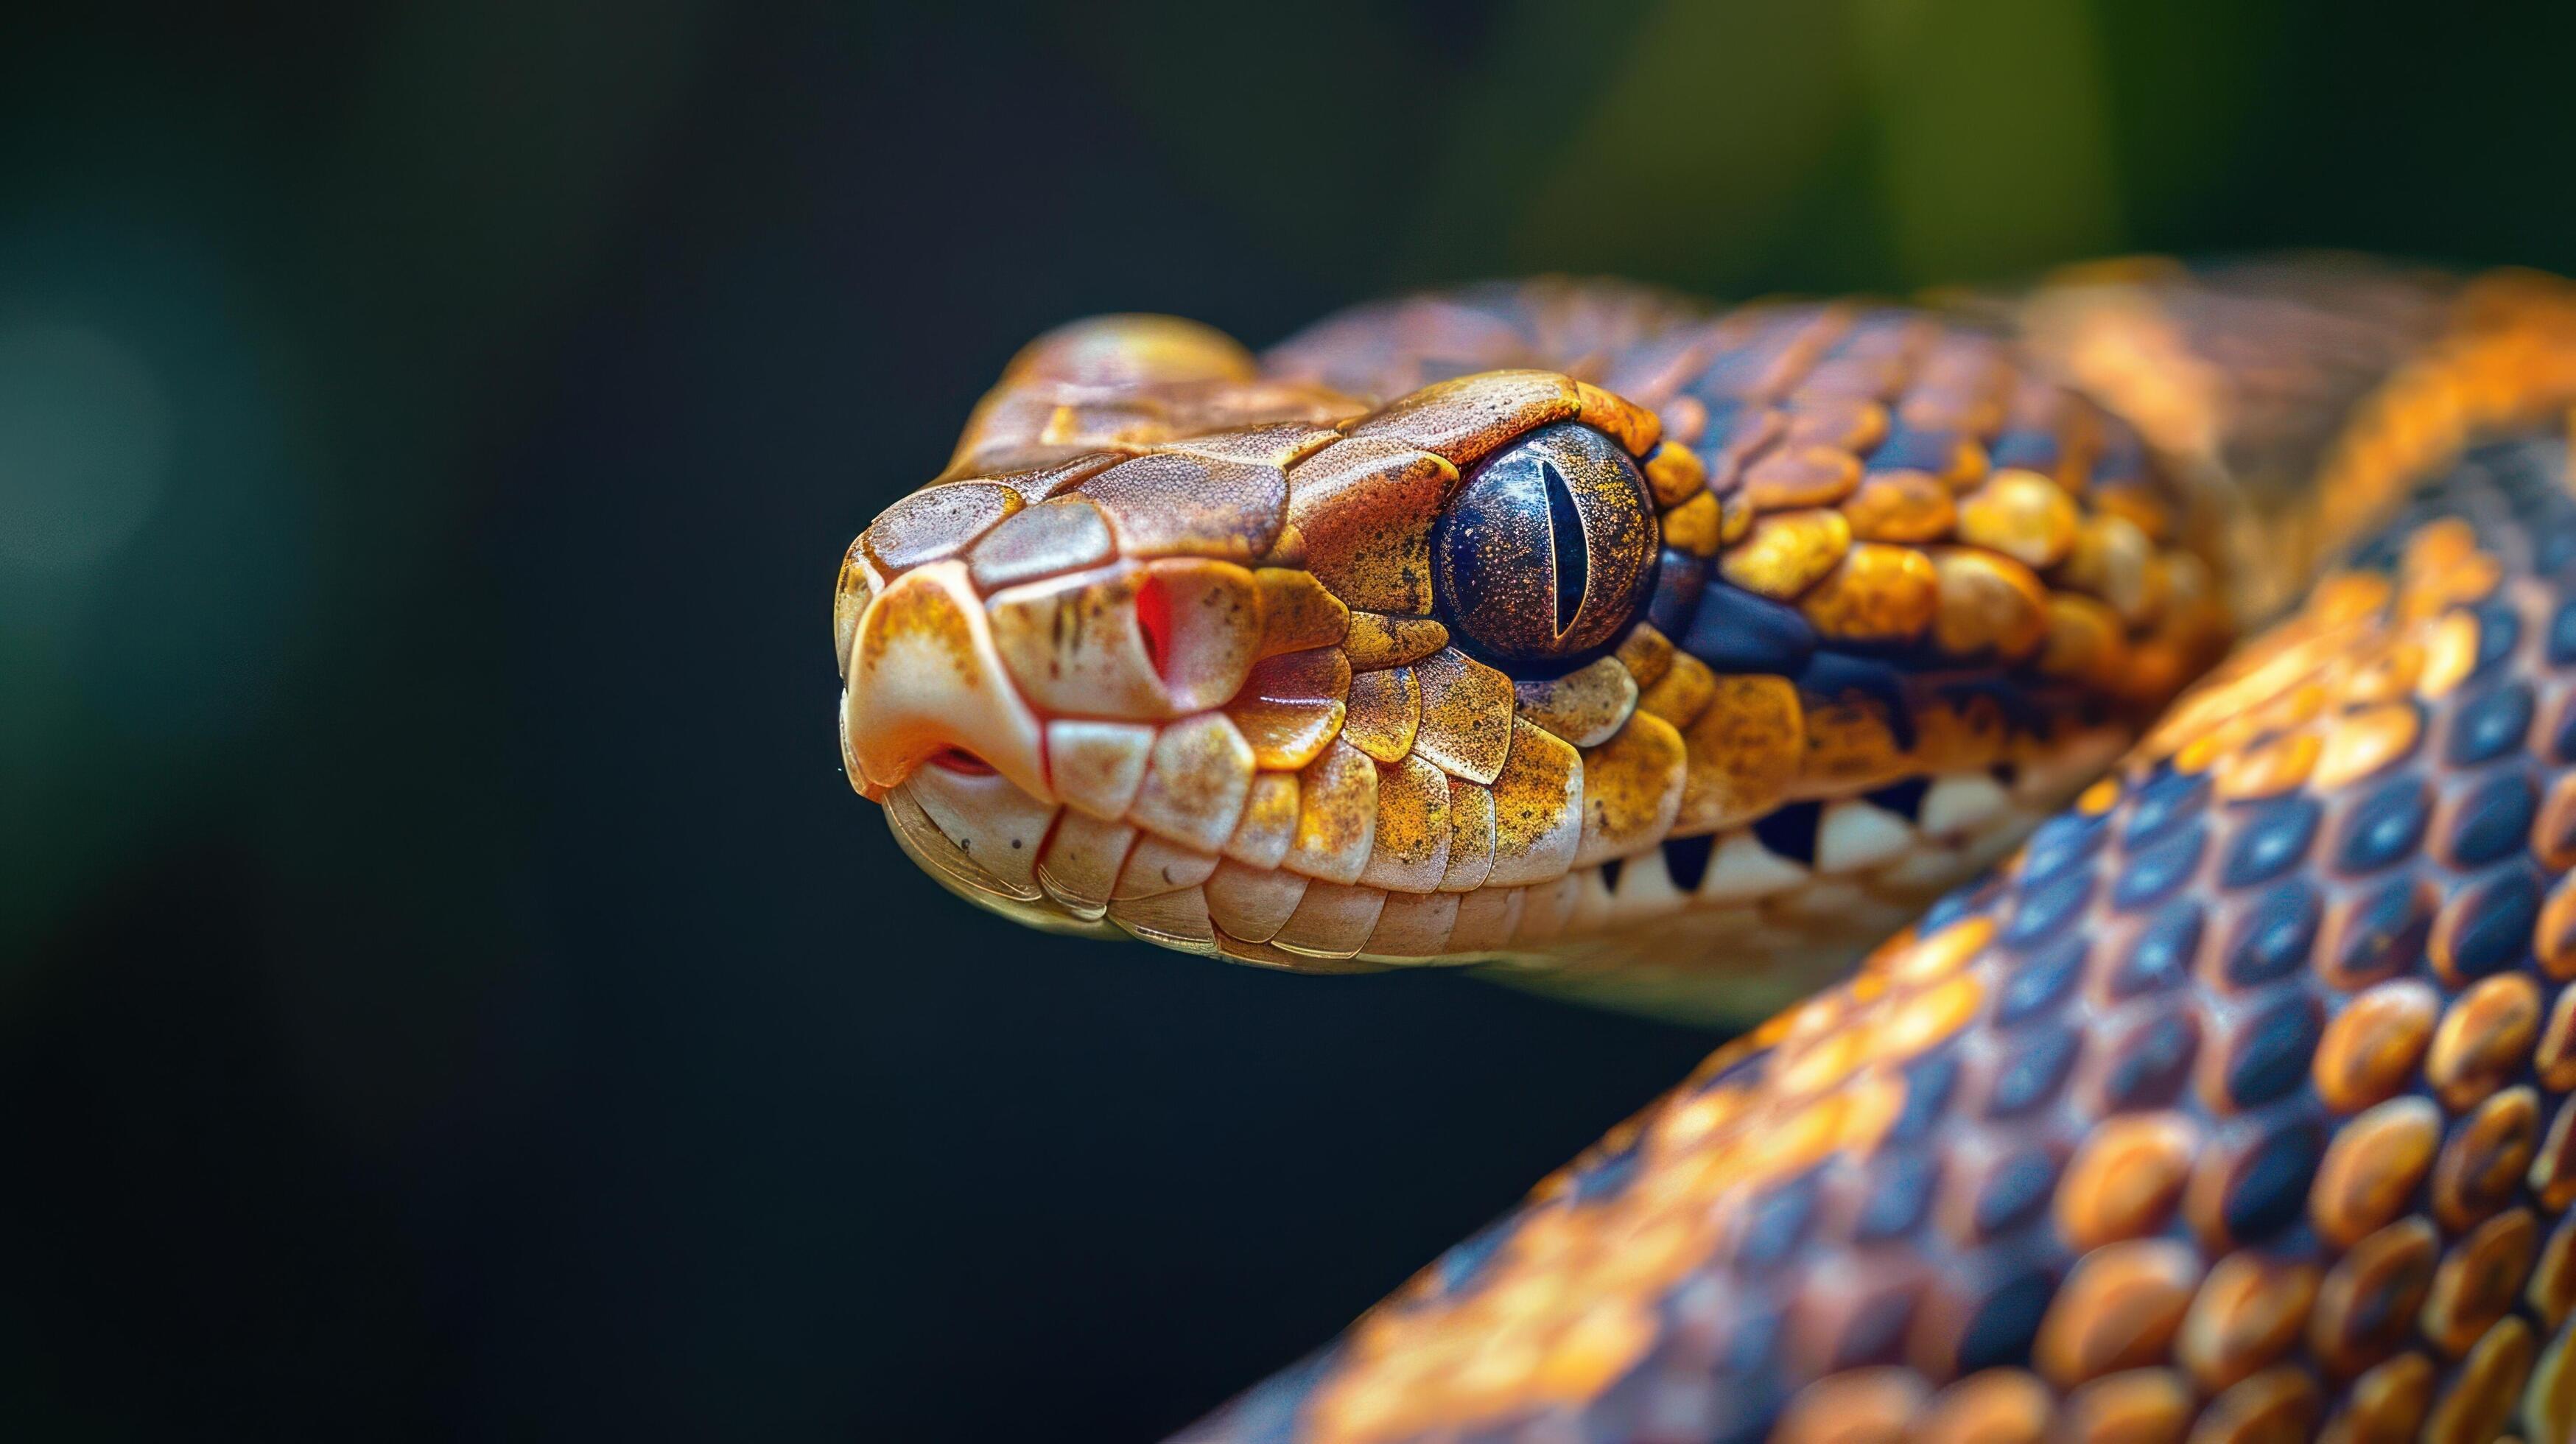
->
[1874,971,1984,1060]
[2211,730,2320,800]
[1769,1028,1870,1101]
[2310,701,2421,791]
[1737,1093,1850,1186]
[2415,609,2483,697]
[1886,915,1996,986]
[1831,1069,1906,1154]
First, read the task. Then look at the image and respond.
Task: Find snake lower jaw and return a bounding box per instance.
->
[881,779,1126,943]
[869,712,2136,1015]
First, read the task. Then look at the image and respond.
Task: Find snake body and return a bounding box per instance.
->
[835,260,2576,1440]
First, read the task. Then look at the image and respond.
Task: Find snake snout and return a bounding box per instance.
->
[835,474,1288,944]
[838,558,1051,801]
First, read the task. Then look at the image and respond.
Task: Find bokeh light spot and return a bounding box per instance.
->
[0,321,172,572]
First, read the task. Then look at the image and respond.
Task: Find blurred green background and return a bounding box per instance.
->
[6,1,2575,1438]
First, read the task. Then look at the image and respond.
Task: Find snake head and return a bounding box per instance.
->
[836,295,2233,1014]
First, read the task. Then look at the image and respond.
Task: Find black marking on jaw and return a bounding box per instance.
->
[1934,674,2057,741]
[1661,833,1718,891]
[1646,548,1708,638]
[1865,777,1930,822]
[1598,857,1624,892]
[1680,580,1816,675]
[1794,651,1917,751]
[1542,458,1585,639]
[1752,800,1824,866]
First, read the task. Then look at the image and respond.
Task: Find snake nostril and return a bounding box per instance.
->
[1132,569,1171,680]
[926,746,996,777]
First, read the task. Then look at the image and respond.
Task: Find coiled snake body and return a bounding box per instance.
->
[835,259,2576,1440]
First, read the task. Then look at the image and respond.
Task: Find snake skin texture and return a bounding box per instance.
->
[835,262,2576,1439]
[1180,438,2576,1442]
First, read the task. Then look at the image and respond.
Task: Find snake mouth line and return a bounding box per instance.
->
[840,564,2169,980]
[871,672,2133,984]
[834,452,2149,975]
[875,727,2122,1000]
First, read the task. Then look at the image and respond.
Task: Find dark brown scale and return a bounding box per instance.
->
[1180,432,2576,1443]
[2311,1218,2440,1377]
[2534,1216,2576,1325]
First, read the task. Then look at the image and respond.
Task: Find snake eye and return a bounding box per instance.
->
[1431,421,1658,665]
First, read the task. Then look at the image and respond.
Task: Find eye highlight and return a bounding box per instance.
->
[1432,421,1659,665]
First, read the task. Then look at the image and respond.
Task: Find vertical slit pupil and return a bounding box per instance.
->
[1542,459,1585,638]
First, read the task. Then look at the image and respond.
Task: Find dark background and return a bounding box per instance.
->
[7,1,2576,1438]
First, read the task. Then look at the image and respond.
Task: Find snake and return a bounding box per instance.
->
[832,256,2576,1442]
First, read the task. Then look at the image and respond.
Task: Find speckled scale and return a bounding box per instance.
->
[2449,681,2538,765]
[2446,769,2540,866]
[1996,935,2087,1023]
[2326,877,2436,988]
[2113,819,2205,911]
[2218,994,2320,1108]
[2551,692,2576,767]
[2338,774,2433,874]
[2114,900,2202,998]
[2221,796,2321,887]
[2547,598,2576,664]
[2126,768,2211,847]
[2436,866,2545,983]
[2222,881,2321,987]
[2099,1008,2201,1112]
[1182,427,2576,1444]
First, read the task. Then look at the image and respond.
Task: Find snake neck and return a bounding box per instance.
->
[2010,259,2576,628]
